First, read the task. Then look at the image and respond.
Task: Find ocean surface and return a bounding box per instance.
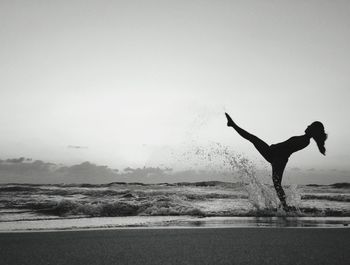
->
[0,181,349,231]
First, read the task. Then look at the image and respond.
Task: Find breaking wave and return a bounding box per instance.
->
[0,181,349,220]
[301,194,350,202]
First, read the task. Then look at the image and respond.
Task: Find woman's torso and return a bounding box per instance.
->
[269,135,310,161]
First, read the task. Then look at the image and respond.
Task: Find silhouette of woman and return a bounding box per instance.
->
[225,113,327,211]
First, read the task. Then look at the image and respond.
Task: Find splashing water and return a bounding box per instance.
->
[286,184,302,209]
[173,141,302,214]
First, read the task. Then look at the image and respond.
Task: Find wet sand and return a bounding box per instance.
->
[1,228,349,265]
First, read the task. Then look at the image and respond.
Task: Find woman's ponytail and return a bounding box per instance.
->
[309,121,327,155]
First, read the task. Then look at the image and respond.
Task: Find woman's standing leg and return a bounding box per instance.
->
[272,160,288,210]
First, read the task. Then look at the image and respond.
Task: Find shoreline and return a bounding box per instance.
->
[1,216,349,233]
[2,225,350,235]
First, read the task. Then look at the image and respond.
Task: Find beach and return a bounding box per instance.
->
[1,228,349,265]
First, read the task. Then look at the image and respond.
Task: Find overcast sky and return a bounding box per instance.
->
[1,1,350,181]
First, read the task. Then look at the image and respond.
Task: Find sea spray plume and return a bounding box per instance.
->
[174,141,295,212]
[233,156,279,211]
[220,144,302,212]
[286,184,302,209]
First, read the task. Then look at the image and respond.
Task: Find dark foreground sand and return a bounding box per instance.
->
[1,228,349,265]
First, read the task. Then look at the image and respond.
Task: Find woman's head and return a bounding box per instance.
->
[305,121,327,155]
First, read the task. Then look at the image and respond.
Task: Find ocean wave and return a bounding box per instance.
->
[3,195,350,219]
[330,183,350,189]
[1,182,350,219]
[0,185,41,193]
[32,196,206,217]
[302,194,350,202]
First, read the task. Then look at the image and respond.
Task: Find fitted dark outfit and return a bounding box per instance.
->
[229,120,310,207]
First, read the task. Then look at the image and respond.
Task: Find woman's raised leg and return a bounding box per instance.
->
[225,113,272,162]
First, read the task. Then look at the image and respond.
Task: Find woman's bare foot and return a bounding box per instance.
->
[225,112,235,127]
[286,205,297,212]
[282,204,297,212]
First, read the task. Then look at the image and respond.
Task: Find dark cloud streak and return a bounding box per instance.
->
[67,145,88,149]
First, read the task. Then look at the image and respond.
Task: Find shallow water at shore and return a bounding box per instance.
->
[0,216,349,232]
